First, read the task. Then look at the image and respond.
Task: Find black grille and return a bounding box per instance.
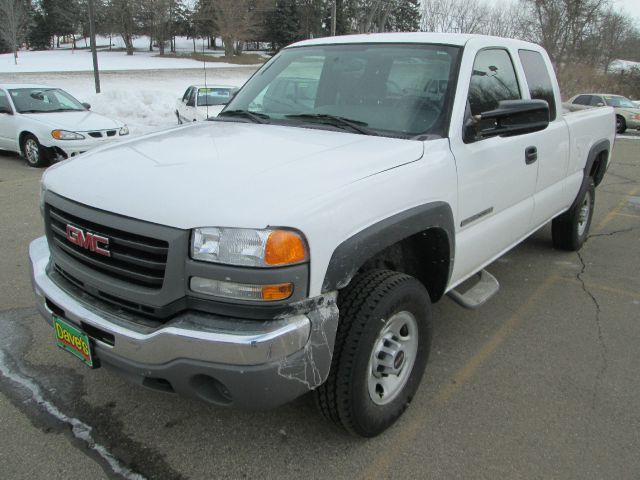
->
[47,205,169,289]
[106,130,117,137]
[88,131,102,138]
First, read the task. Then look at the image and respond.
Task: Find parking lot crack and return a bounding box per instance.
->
[575,251,608,410]
[589,227,637,238]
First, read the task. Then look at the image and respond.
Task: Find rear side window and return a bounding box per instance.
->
[589,96,604,107]
[0,90,11,112]
[468,48,521,116]
[573,95,591,105]
[518,49,557,121]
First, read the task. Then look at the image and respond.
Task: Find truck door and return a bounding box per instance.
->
[517,49,570,227]
[449,47,539,285]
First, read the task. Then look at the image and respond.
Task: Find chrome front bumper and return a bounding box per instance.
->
[29,236,339,408]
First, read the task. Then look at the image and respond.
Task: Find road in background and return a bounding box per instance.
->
[0,138,638,479]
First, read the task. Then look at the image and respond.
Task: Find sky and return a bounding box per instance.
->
[614,0,640,22]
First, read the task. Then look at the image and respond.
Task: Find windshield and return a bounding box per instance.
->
[604,95,636,108]
[198,87,234,107]
[9,88,86,113]
[225,43,461,138]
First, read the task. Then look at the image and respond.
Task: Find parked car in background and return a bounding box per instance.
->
[175,85,238,123]
[563,93,640,133]
[0,84,128,168]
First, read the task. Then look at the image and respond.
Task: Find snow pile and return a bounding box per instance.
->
[88,88,180,135]
[609,59,640,72]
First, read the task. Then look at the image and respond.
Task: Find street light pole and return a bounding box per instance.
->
[88,0,101,94]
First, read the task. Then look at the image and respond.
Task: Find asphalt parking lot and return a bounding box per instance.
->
[0,137,639,479]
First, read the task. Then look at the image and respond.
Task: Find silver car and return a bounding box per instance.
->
[564,93,640,134]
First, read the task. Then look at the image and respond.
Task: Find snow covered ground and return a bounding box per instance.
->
[0,36,266,73]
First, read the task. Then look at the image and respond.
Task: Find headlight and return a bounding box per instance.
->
[119,126,129,136]
[191,227,307,267]
[51,130,84,140]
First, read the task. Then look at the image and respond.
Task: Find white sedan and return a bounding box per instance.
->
[175,85,238,123]
[0,84,129,167]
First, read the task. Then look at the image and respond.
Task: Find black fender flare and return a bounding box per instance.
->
[321,202,455,294]
[583,138,610,187]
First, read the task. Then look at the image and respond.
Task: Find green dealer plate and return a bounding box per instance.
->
[53,315,94,367]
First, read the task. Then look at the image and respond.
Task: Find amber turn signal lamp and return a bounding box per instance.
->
[265,230,307,266]
[261,283,294,301]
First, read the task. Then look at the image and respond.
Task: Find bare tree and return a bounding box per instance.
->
[210,0,269,58]
[107,0,138,55]
[0,0,31,65]
[595,8,635,73]
[420,0,490,34]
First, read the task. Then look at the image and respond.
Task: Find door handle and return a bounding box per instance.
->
[525,146,537,165]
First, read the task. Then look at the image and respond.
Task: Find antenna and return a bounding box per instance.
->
[202,37,209,119]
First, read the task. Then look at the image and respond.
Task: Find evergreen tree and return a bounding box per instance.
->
[266,0,301,51]
[390,0,419,32]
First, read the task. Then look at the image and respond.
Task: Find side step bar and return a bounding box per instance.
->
[447,270,500,309]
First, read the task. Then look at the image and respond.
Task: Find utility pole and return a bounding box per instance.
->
[88,0,101,93]
[331,1,337,36]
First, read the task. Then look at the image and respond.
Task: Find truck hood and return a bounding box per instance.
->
[43,121,424,229]
[21,111,123,131]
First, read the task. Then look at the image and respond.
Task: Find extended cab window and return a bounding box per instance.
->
[468,49,520,116]
[518,49,556,120]
[226,44,462,138]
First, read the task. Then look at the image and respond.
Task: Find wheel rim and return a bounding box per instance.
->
[616,118,621,131]
[577,190,592,237]
[25,139,40,165]
[367,311,419,406]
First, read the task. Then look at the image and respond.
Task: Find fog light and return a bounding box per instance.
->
[190,277,293,302]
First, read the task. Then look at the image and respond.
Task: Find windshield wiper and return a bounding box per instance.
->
[216,109,270,124]
[285,114,376,135]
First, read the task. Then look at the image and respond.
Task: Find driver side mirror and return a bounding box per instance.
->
[596,102,604,107]
[465,99,550,142]
[82,102,91,110]
[0,105,12,115]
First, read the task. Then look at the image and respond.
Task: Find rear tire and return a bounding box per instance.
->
[616,115,626,134]
[552,178,595,251]
[21,134,49,168]
[315,269,432,437]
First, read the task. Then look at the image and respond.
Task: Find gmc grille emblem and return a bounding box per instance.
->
[65,224,111,257]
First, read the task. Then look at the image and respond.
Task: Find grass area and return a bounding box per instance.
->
[157,52,267,65]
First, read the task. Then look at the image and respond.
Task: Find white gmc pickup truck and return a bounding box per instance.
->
[29,33,615,437]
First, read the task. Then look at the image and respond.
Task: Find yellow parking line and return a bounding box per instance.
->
[596,186,640,232]
[612,212,640,220]
[559,277,640,300]
[364,276,558,480]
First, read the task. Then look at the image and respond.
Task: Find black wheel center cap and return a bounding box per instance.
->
[394,350,405,370]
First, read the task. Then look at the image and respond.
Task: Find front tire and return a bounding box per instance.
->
[552,178,595,251]
[315,269,432,437]
[21,134,49,168]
